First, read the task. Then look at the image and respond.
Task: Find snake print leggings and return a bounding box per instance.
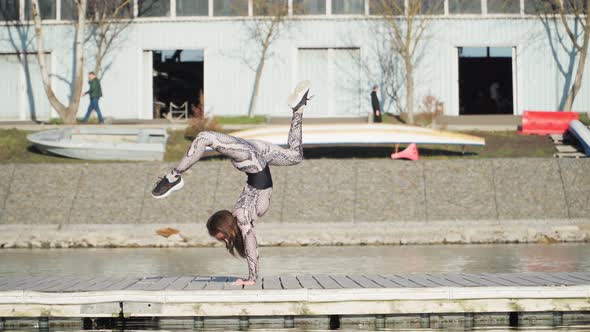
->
[173,110,304,281]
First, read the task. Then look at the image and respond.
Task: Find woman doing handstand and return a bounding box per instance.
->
[151,81,311,285]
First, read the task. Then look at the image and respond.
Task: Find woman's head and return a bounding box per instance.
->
[207,210,245,258]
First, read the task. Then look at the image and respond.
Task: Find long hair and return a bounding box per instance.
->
[207,210,246,258]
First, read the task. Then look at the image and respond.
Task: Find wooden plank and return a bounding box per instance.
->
[312,275,342,289]
[525,273,577,286]
[547,273,589,285]
[127,277,164,290]
[382,275,424,288]
[165,277,195,290]
[493,273,545,286]
[243,278,263,290]
[421,274,464,287]
[556,145,579,153]
[437,274,481,287]
[41,276,91,292]
[363,275,404,288]
[330,275,361,288]
[60,277,105,292]
[0,277,14,287]
[458,274,508,287]
[203,277,228,290]
[103,277,142,291]
[476,273,522,286]
[567,272,590,282]
[0,277,48,291]
[57,276,116,292]
[27,277,73,291]
[143,277,180,291]
[223,281,243,290]
[347,275,383,289]
[262,276,283,290]
[279,275,302,290]
[184,277,210,290]
[400,274,444,287]
[555,152,586,158]
[85,277,127,291]
[296,275,322,289]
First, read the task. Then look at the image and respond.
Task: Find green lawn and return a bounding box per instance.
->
[215,115,266,125]
[0,128,558,163]
[580,113,590,126]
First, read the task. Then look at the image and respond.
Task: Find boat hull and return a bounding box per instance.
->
[27,127,168,161]
[230,124,486,147]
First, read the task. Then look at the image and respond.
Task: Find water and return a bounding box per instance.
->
[1,243,589,277]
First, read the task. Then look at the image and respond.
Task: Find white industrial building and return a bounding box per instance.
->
[0,0,588,121]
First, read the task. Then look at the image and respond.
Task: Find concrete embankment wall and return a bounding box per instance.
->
[0,158,589,248]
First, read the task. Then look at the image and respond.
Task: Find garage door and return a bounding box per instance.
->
[297,48,361,117]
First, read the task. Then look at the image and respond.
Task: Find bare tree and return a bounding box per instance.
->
[360,24,405,115]
[87,0,134,77]
[373,0,437,124]
[245,0,290,118]
[558,0,590,111]
[31,0,87,124]
[537,0,590,111]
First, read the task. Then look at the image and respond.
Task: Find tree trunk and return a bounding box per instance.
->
[563,29,590,111]
[405,55,415,124]
[247,44,269,118]
[31,0,68,119]
[31,0,87,124]
[66,0,88,124]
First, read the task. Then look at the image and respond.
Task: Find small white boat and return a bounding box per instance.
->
[27,127,168,161]
[569,120,590,156]
[230,123,485,147]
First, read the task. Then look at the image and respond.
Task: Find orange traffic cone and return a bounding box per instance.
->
[391,143,419,161]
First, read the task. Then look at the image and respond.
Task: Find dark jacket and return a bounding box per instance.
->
[371,91,380,112]
[86,78,103,99]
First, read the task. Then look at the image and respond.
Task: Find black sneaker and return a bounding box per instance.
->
[151,174,184,199]
[288,80,311,112]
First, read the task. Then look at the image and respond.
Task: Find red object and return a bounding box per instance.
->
[519,111,579,135]
[391,143,419,161]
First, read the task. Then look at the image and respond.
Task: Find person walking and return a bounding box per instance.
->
[82,72,104,124]
[371,85,382,123]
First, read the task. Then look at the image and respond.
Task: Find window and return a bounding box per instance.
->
[369,0,404,15]
[213,0,248,16]
[87,0,133,19]
[26,0,57,20]
[293,0,326,15]
[563,0,587,13]
[332,0,364,14]
[487,0,520,13]
[177,0,208,16]
[525,0,560,14]
[449,0,482,14]
[61,0,76,20]
[0,0,19,21]
[253,0,288,16]
[138,0,170,17]
[419,0,444,14]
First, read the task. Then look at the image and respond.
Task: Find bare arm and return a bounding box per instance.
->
[234,208,259,285]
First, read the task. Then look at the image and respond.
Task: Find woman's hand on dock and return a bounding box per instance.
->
[233,278,256,286]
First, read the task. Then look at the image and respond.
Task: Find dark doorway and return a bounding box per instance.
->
[153,49,204,119]
[459,47,514,115]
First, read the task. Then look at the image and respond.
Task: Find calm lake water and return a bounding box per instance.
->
[1,243,589,277]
